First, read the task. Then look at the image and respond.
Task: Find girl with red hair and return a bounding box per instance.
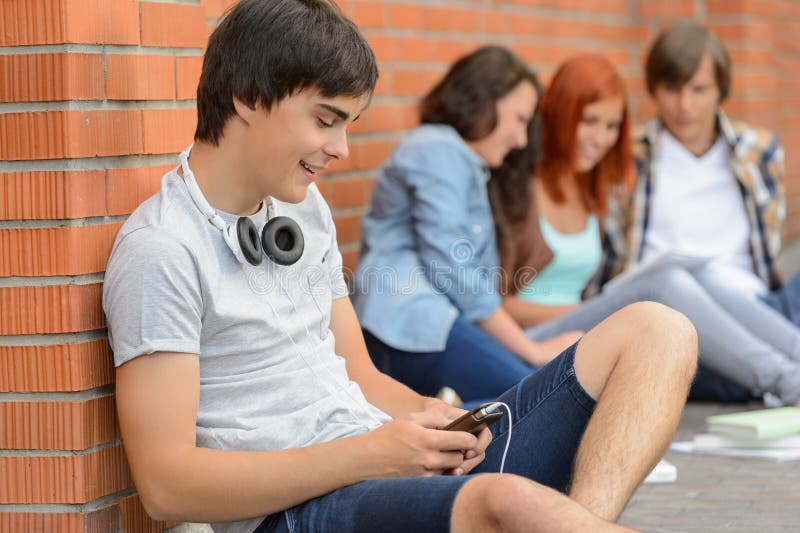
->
[492,54,760,402]
[492,53,632,318]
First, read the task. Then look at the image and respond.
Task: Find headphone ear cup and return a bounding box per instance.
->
[237,217,263,265]
[262,216,304,266]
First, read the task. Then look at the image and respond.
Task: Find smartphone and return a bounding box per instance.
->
[443,402,503,435]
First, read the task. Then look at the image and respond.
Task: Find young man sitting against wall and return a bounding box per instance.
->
[103,1,698,531]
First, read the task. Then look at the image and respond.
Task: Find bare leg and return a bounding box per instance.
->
[569,302,697,520]
[451,474,639,532]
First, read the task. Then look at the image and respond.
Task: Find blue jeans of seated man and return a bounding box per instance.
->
[764,270,800,328]
[363,316,537,405]
[255,342,595,533]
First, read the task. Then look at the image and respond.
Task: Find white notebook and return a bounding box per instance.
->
[603,251,709,293]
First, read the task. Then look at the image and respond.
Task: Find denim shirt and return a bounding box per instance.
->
[352,124,501,352]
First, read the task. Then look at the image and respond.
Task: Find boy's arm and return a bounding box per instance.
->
[329,296,493,474]
[329,296,435,417]
[115,350,478,523]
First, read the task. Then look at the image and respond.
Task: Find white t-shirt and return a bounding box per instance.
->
[643,129,767,296]
[103,169,391,533]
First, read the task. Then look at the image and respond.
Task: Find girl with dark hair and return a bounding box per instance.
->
[352,46,581,404]
[497,54,800,405]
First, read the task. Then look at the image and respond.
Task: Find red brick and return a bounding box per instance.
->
[366,34,433,63]
[106,55,175,101]
[142,109,198,154]
[351,1,386,28]
[0,0,138,45]
[729,47,778,67]
[327,137,396,174]
[341,248,359,275]
[0,223,122,277]
[0,340,113,393]
[140,3,207,48]
[389,3,423,29]
[350,138,396,172]
[0,505,118,533]
[0,284,104,336]
[107,165,172,216]
[0,110,143,161]
[318,177,373,210]
[0,54,103,103]
[528,0,629,13]
[639,0,696,18]
[0,445,131,504]
[64,0,140,44]
[333,213,363,245]
[513,44,631,71]
[350,102,418,134]
[391,70,443,97]
[707,22,772,43]
[0,0,139,46]
[176,56,204,100]
[423,6,480,33]
[485,11,513,34]
[0,0,65,45]
[0,396,117,451]
[431,40,484,64]
[732,73,780,92]
[119,494,177,533]
[0,171,106,220]
[707,0,775,17]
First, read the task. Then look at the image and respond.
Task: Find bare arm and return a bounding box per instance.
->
[329,296,493,473]
[330,296,431,417]
[477,307,581,367]
[115,351,478,523]
[502,295,577,329]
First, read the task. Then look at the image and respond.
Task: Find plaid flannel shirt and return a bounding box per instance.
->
[587,110,786,296]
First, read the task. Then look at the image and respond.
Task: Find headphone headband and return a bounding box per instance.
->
[177,145,303,267]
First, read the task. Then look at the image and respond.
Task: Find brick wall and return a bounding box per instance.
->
[1,1,797,531]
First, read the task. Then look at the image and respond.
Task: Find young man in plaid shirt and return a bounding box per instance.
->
[590,22,800,405]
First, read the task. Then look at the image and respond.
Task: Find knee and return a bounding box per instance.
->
[621,301,698,371]
[453,474,556,531]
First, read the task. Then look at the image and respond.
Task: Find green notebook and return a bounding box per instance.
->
[706,407,800,440]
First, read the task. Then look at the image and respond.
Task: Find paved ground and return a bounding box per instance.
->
[619,402,800,532]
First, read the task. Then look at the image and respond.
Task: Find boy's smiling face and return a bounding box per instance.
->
[234,89,369,204]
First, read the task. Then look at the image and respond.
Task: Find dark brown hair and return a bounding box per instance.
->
[645,21,731,101]
[194,0,378,145]
[488,116,542,295]
[420,46,542,141]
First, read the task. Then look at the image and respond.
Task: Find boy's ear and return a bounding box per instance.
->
[232,97,258,125]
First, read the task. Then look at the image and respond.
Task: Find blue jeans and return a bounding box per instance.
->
[255,342,595,532]
[363,317,536,404]
[764,270,800,328]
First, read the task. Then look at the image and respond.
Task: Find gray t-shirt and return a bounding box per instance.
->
[103,168,391,532]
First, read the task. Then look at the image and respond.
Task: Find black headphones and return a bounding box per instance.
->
[179,146,304,267]
[235,214,304,266]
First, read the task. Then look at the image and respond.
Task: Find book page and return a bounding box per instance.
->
[603,251,710,293]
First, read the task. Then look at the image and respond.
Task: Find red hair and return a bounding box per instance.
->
[537,54,633,215]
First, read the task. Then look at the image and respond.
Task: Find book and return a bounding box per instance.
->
[705,407,800,440]
[693,432,800,450]
[671,441,800,462]
[642,458,677,484]
[602,251,709,293]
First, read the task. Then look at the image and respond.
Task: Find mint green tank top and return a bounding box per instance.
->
[516,214,601,305]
